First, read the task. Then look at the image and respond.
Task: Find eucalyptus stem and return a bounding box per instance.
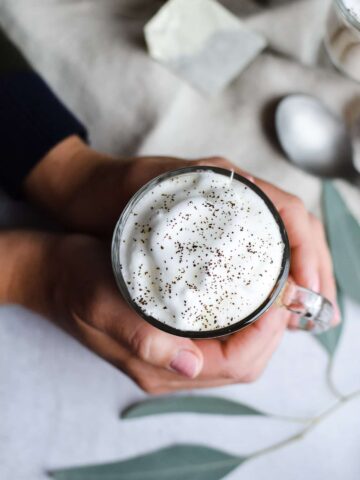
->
[245,388,360,464]
[269,413,312,424]
[344,389,360,402]
[325,357,346,400]
[246,428,307,461]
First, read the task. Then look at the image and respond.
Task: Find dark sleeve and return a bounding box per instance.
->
[0,29,88,197]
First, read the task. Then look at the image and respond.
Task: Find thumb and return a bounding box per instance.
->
[107,314,204,378]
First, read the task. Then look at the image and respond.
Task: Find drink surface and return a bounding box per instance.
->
[119,171,285,332]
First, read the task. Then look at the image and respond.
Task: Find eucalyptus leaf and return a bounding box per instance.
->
[322,182,360,304]
[315,287,345,356]
[50,445,245,480]
[121,396,264,419]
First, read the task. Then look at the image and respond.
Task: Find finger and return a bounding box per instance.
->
[192,157,318,289]
[160,311,287,387]
[193,164,320,291]
[245,178,320,290]
[73,315,243,392]
[78,246,205,379]
[242,319,287,382]
[72,314,182,393]
[99,305,204,379]
[279,201,320,291]
[309,215,340,325]
[243,177,321,296]
[191,157,255,182]
[194,305,289,381]
[75,293,288,391]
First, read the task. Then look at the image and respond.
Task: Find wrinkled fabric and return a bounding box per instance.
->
[0,1,360,479]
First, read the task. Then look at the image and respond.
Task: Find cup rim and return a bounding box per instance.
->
[111,166,290,339]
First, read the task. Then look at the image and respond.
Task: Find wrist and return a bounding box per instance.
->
[23,136,118,229]
[49,234,111,333]
[0,231,60,317]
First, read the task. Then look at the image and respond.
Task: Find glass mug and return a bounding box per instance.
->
[325,0,360,82]
[112,167,333,338]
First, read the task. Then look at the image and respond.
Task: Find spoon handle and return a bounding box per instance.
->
[351,171,360,188]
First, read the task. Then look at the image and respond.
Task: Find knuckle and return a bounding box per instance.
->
[253,317,272,335]
[135,376,158,394]
[287,195,305,211]
[252,313,281,337]
[138,379,162,394]
[135,375,171,395]
[82,303,110,332]
[127,363,165,394]
[241,368,263,383]
[148,384,172,395]
[222,363,246,382]
[310,214,324,234]
[128,325,153,362]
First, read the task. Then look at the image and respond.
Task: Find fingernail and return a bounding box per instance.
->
[310,275,320,292]
[245,174,255,183]
[170,350,201,378]
[333,303,341,326]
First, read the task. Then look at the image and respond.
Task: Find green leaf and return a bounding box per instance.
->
[49,444,245,480]
[121,396,264,419]
[315,287,345,356]
[322,182,360,304]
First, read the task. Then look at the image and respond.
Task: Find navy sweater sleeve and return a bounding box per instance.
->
[0,31,87,197]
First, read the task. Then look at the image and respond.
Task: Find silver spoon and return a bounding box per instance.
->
[275,94,359,180]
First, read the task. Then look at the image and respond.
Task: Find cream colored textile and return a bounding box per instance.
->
[0,1,359,479]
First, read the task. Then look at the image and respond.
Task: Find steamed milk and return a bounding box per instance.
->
[119,171,284,332]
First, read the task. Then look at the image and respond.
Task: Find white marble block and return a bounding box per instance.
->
[144,0,267,95]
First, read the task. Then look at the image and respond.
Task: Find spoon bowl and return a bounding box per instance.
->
[275,94,355,178]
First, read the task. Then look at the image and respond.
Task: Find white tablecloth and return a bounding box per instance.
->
[0,1,360,479]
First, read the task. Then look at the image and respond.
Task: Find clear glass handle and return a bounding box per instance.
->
[278,281,334,334]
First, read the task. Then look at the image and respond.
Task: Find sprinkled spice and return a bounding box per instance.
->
[119,171,284,332]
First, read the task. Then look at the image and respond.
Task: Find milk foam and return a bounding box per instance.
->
[119,171,285,332]
[342,0,360,20]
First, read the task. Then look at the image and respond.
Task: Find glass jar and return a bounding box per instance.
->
[111,167,334,337]
[325,0,360,82]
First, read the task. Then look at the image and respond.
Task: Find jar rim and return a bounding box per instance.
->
[334,0,360,31]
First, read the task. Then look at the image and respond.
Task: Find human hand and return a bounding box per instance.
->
[0,194,338,396]
[0,230,290,392]
[50,234,294,392]
[23,137,253,236]
[23,134,341,325]
[23,136,190,235]
[51,229,339,393]
[23,137,339,378]
[199,159,341,329]
[107,152,341,329]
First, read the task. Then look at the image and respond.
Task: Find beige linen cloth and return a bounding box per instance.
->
[0,1,360,479]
